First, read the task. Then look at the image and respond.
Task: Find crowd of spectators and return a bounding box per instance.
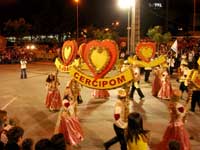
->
[0,45,59,64]
[0,110,67,150]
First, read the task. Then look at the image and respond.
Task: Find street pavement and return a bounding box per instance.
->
[0,62,199,150]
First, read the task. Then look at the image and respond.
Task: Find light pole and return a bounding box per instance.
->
[118,0,134,55]
[74,0,79,42]
[193,0,196,32]
[130,0,140,55]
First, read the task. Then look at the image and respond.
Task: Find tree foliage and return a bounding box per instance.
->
[86,26,119,41]
[147,26,172,43]
[3,18,32,44]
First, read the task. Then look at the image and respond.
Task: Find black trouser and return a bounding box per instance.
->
[144,70,151,82]
[21,68,27,79]
[169,66,174,75]
[179,82,188,93]
[129,82,144,99]
[104,124,127,150]
[191,90,200,112]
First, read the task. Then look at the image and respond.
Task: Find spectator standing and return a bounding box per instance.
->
[20,57,27,79]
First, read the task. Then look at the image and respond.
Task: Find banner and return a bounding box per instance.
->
[69,67,133,89]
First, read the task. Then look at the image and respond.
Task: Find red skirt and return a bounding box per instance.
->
[157,122,191,150]
[59,116,84,145]
[45,89,62,110]
[92,90,110,99]
[152,75,162,97]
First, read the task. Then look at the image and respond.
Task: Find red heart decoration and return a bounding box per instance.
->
[82,40,118,79]
[61,40,78,66]
[78,43,86,58]
[136,42,156,62]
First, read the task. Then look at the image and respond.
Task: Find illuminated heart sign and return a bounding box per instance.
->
[191,70,200,88]
[82,40,118,79]
[136,42,156,62]
[78,43,86,58]
[90,47,110,73]
[61,40,78,66]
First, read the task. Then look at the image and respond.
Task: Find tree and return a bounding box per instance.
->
[3,18,32,44]
[147,26,172,51]
[147,26,172,43]
[86,26,119,41]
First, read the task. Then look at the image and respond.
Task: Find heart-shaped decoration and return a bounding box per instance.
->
[136,42,156,62]
[78,43,86,58]
[90,47,110,73]
[82,40,118,79]
[191,70,200,88]
[61,40,78,66]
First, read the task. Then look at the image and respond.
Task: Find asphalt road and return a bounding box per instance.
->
[0,62,199,150]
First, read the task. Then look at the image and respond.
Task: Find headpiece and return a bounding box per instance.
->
[118,89,126,98]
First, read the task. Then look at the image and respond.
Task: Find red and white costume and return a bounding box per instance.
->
[45,74,62,111]
[58,86,84,146]
[157,70,173,100]
[158,102,191,150]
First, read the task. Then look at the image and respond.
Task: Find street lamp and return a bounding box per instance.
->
[118,0,134,55]
[74,0,79,42]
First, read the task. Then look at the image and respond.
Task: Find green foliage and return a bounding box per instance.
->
[3,18,32,44]
[147,25,172,43]
[85,26,119,41]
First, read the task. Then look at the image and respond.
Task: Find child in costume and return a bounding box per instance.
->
[158,90,191,150]
[152,66,162,97]
[64,78,83,104]
[45,73,62,111]
[58,80,84,146]
[157,70,173,100]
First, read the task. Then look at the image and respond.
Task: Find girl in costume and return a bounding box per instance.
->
[152,66,162,97]
[126,112,150,150]
[64,78,83,104]
[157,70,173,100]
[58,80,84,146]
[45,73,62,111]
[158,90,191,150]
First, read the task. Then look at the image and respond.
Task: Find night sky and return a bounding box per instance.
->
[0,0,199,35]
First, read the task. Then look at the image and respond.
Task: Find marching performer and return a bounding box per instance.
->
[104,89,128,150]
[64,78,83,105]
[58,87,84,147]
[152,66,162,97]
[158,90,191,150]
[179,64,189,99]
[45,73,62,112]
[129,66,145,101]
[157,69,173,100]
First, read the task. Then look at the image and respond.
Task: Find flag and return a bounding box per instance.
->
[171,40,178,57]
